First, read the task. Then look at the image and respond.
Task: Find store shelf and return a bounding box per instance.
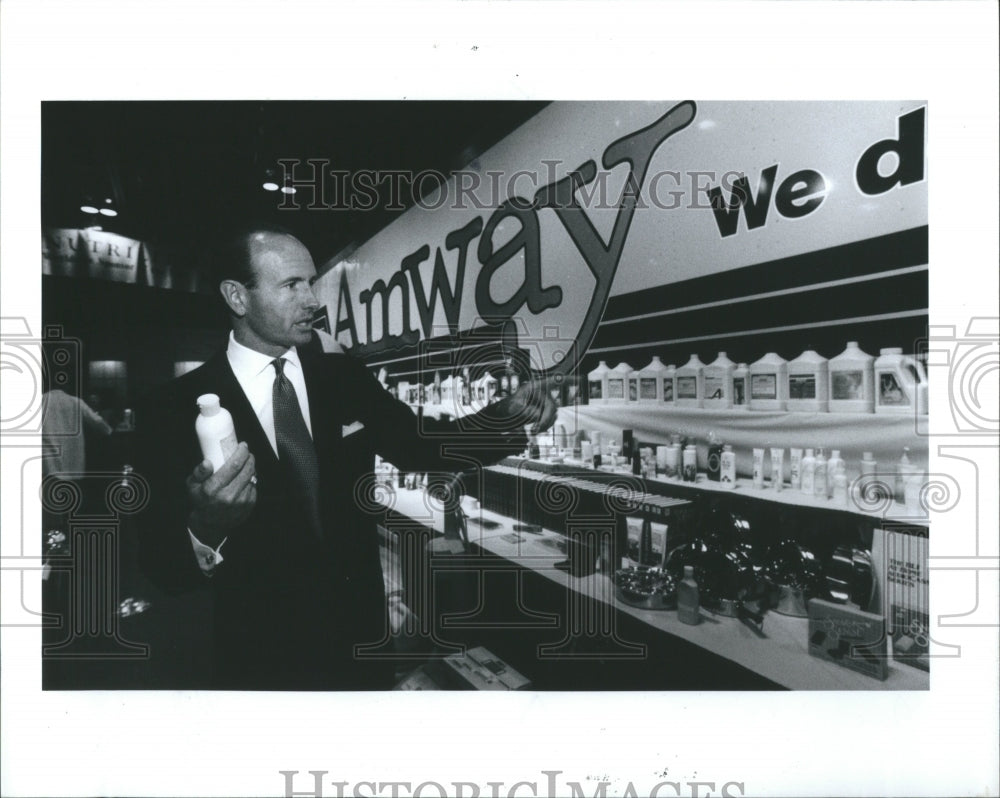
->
[376,487,928,691]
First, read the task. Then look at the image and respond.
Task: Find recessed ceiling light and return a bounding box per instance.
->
[80,205,99,214]
[99,208,118,217]
[280,185,296,195]
[262,181,280,191]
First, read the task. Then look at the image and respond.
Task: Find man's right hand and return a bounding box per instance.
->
[186,442,257,547]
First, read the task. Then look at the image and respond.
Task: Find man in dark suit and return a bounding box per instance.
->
[135,226,554,690]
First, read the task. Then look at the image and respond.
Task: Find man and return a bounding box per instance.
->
[136,226,554,690]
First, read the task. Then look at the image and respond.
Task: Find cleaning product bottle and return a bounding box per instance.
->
[895,446,916,503]
[814,448,828,499]
[874,348,928,414]
[828,341,875,413]
[703,352,736,409]
[682,444,698,482]
[677,566,701,625]
[800,448,816,495]
[588,360,610,404]
[675,354,706,408]
[786,348,830,413]
[827,449,845,497]
[720,444,736,488]
[195,393,238,473]
[606,362,633,403]
[638,356,670,402]
[749,352,789,411]
[706,431,723,482]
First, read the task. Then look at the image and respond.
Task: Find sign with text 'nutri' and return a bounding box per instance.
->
[314,101,927,376]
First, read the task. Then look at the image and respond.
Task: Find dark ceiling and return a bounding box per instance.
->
[41,100,549,275]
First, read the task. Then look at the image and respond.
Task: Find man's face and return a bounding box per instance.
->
[236,232,320,356]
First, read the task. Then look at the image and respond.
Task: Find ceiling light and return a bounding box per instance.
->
[99,208,118,217]
[262,181,280,191]
[280,185,296,195]
[80,205,99,214]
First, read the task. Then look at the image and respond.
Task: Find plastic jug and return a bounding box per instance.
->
[874,348,927,414]
[749,352,789,411]
[675,354,706,408]
[786,349,829,413]
[606,362,634,403]
[703,352,736,409]
[587,360,610,404]
[828,341,875,413]
[637,356,670,402]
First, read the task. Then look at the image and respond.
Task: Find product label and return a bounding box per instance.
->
[704,374,725,400]
[676,376,697,399]
[589,380,603,400]
[639,377,658,400]
[751,373,777,400]
[607,378,625,399]
[877,372,910,406]
[220,432,238,462]
[663,380,674,402]
[831,369,864,400]
[720,453,736,485]
[733,377,746,405]
[789,373,816,400]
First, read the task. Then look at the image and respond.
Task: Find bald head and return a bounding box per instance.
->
[218,228,321,357]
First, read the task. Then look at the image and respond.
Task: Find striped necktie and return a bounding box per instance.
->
[272,357,322,539]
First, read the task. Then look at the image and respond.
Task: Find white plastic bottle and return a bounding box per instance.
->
[832,465,849,506]
[800,448,816,495]
[749,352,789,411]
[675,354,706,408]
[786,349,830,413]
[607,362,634,403]
[828,341,875,413]
[588,360,610,404]
[196,393,238,472]
[874,348,928,414]
[814,448,828,499]
[827,449,845,497]
[720,444,736,488]
[703,352,736,409]
[895,446,917,503]
[638,356,670,402]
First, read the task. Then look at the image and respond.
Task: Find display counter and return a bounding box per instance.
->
[376,485,928,691]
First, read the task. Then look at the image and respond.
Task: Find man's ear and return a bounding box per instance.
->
[220,279,247,316]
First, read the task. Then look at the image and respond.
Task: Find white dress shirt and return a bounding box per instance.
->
[189,332,315,573]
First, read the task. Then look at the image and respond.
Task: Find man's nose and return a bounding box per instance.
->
[300,283,320,310]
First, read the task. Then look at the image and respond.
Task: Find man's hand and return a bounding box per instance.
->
[493,378,558,435]
[186,442,257,547]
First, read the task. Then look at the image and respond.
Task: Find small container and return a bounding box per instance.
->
[638,356,670,402]
[587,360,610,404]
[814,448,828,499]
[752,448,765,489]
[895,446,917,503]
[789,447,803,491]
[874,348,928,414]
[703,352,736,409]
[832,466,849,506]
[732,362,749,409]
[720,444,736,488]
[665,443,681,479]
[682,444,697,482]
[800,448,816,495]
[827,449,845,497]
[195,394,238,473]
[706,432,723,482]
[786,349,829,413]
[828,341,875,413]
[749,352,789,411]
[770,447,785,492]
[606,362,633,403]
[677,566,701,625]
[674,354,706,408]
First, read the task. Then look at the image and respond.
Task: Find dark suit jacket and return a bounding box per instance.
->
[135,334,525,690]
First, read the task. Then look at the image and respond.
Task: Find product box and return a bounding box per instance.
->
[807,598,889,680]
[871,525,930,671]
[442,646,531,690]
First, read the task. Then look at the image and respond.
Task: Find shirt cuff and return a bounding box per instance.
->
[188,529,228,575]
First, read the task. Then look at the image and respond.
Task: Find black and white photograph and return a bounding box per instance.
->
[2,2,998,797]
